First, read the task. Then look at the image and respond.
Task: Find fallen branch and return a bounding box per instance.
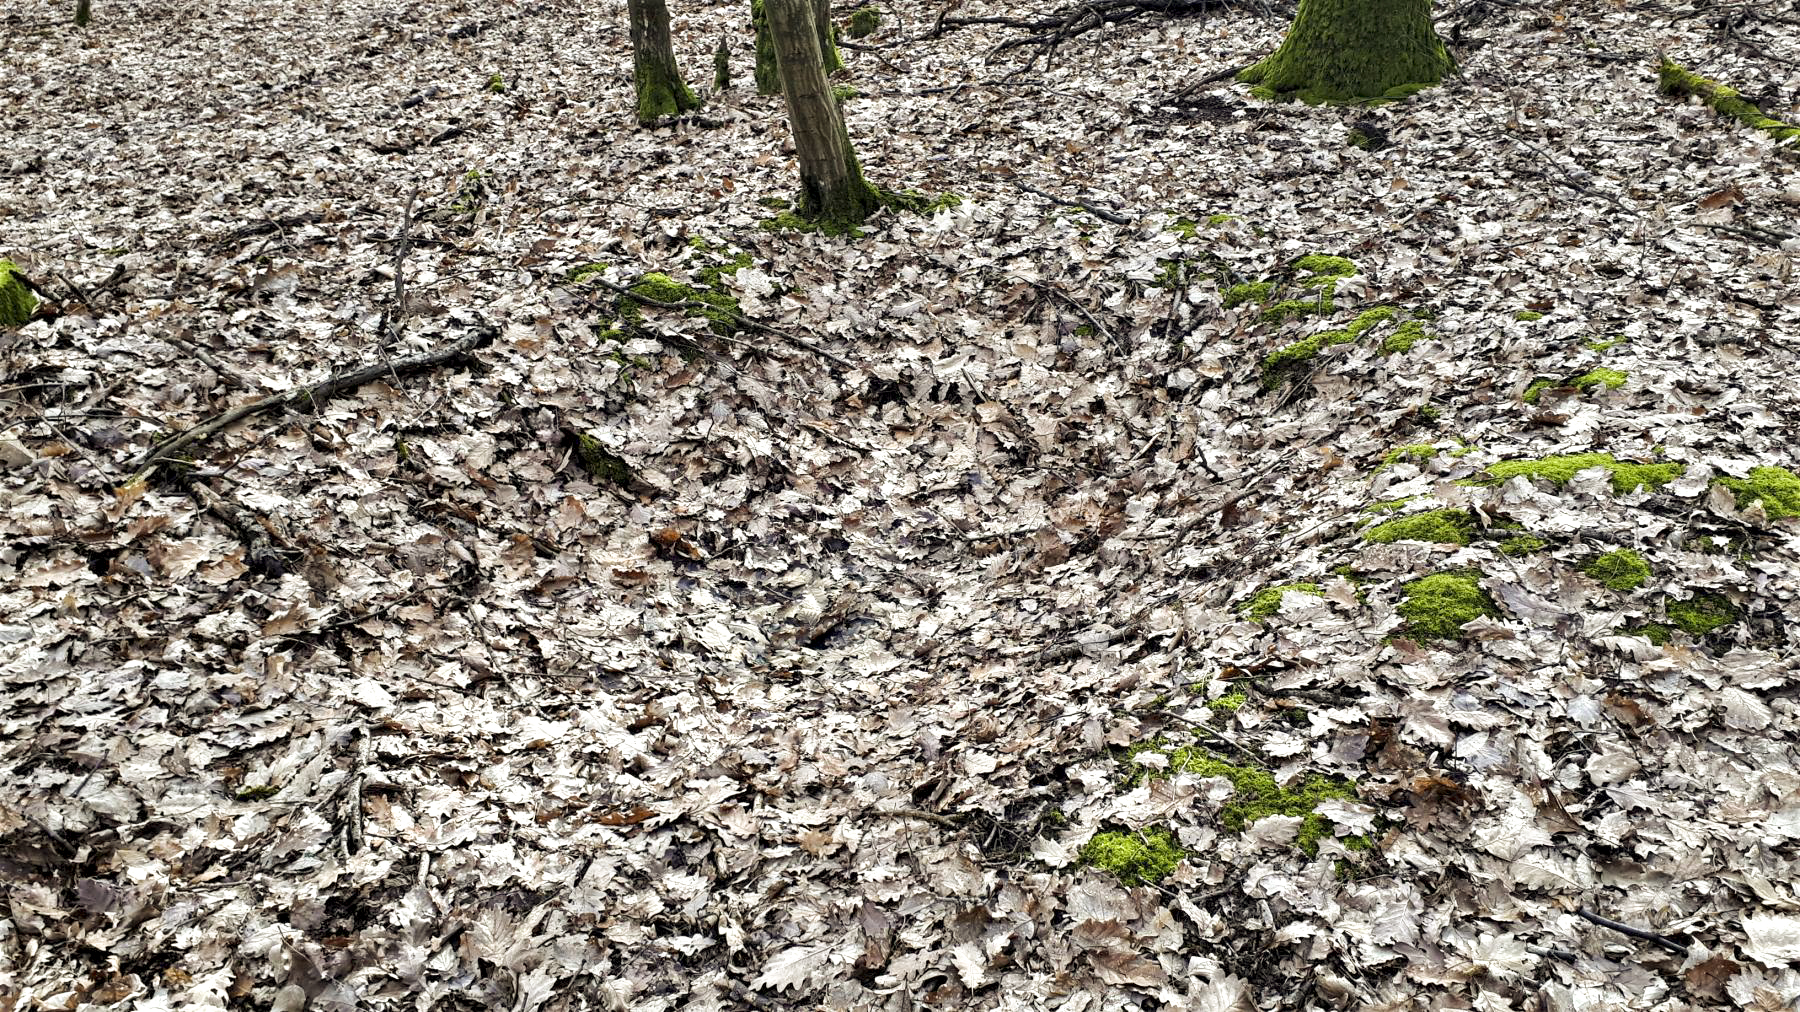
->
[181,474,291,576]
[1577,906,1688,955]
[1172,62,1250,98]
[1030,280,1125,351]
[128,321,497,486]
[1009,178,1135,225]
[1699,220,1795,245]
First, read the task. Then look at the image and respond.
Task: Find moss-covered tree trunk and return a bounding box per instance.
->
[629,0,700,124]
[1238,0,1454,104]
[764,0,879,229]
[74,0,91,26]
[753,0,841,95]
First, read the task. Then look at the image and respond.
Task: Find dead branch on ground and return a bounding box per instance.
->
[128,321,498,487]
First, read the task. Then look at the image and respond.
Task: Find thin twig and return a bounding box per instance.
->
[1173,62,1249,98]
[872,808,964,828]
[1010,178,1135,225]
[1699,221,1795,245]
[1034,281,1125,351]
[384,187,420,348]
[1577,907,1687,954]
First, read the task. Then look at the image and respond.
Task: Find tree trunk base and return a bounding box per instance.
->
[1238,0,1454,105]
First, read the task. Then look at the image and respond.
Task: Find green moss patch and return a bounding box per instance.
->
[1398,571,1499,640]
[1081,827,1184,885]
[1513,310,1545,322]
[1381,443,1439,468]
[759,188,960,236]
[1665,592,1737,637]
[1498,535,1548,557]
[1658,57,1800,149]
[1381,320,1432,355]
[565,262,609,284]
[1715,466,1800,519]
[1223,280,1275,309]
[1147,748,1362,856]
[1208,688,1248,712]
[1523,368,1629,404]
[1364,508,1473,545]
[1239,582,1324,620]
[620,271,741,335]
[1479,453,1682,495]
[1364,496,1421,515]
[1585,549,1649,591]
[575,434,636,486]
[0,260,35,329]
[1573,367,1627,393]
[1261,306,1395,388]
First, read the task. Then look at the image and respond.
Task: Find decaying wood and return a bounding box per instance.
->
[129,321,497,485]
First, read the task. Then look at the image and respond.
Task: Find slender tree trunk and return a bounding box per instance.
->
[764,0,879,230]
[75,0,91,26]
[1238,0,1453,104]
[814,0,843,75]
[629,0,700,124]
[754,0,841,95]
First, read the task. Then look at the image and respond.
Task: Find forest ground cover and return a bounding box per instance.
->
[2,0,1799,1009]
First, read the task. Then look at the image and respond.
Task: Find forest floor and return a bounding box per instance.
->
[3,0,1800,1009]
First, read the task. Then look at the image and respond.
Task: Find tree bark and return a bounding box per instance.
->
[753,0,841,95]
[629,0,700,124]
[1238,0,1454,104]
[764,0,880,230]
[75,0,91,26]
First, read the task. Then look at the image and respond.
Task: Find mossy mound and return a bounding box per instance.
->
[565,262,609,284]
[575,434,636,486]
[1262,307,1395,389]
[1665,592,1737,637]
[1480,453,1681,495]
[845,5,880,38]
[1397,571,1499,640]
[1223,280,1276,309]
[1585,549,1650,591]
[1381,320,1433,355]
[1147,748,1362,856]
[620,272,741,335]
[1208,688,1248,712]
[1715,466,1800,519]
[1364,508,1472,545]
[1,260,39,329]
[1239,582,1324,620]
[1081,826,1184,885]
